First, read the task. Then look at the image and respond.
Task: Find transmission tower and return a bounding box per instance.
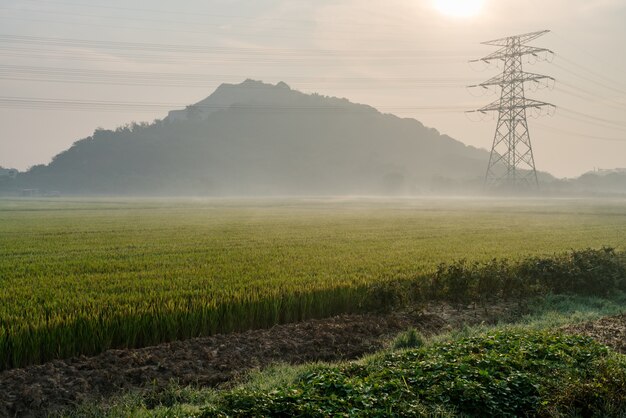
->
[468,30,555,190]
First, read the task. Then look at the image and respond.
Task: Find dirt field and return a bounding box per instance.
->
[563,313,626,354]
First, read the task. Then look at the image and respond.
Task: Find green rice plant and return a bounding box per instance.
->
[0,197,625,370]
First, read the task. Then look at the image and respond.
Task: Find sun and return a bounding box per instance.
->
[432,0,485,18]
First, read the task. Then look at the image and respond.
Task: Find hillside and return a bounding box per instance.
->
[3,80,489,195]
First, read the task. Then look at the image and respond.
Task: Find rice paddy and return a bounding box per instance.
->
[1,197,625,369]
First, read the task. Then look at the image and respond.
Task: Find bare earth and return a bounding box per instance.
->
[1,305,624,418]
[562,313,626,354]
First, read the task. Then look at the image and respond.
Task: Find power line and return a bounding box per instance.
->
[0,6,301,29]
[0,8,478,47]
[0,75,468,90]
[555,84,626,112]
[552,60,626,96]
[0,34,470,57]
[556,54,626,91]
[553,113,626,135]
[0,96,473,114]
[0,48,469,68]
[14,0,401,28]
[558,107,626,130]
[552,31,626,81]
[0,64,471,82]
[0,51,468,69]
[534,121,626,142]
[0,64,471,89]
[0,5,420,39]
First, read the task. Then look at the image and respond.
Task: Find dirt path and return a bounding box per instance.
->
[0,304,509,418]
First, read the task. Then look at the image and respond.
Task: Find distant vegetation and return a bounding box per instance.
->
[560,169,626,195]
[1,198,625,370]
[0,167,17,186]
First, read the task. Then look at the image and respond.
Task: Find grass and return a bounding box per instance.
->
[59,293,626,418]
[427,292,626,344]
[1,197,626,369]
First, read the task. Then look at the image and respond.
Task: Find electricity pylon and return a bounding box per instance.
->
[468,30,555,189]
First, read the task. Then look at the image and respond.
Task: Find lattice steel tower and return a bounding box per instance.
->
[468,30,555,189]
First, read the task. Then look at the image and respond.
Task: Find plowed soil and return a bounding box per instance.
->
[0,303,515,418]
[563,313,626,354]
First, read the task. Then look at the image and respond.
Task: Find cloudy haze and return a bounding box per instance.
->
[1,0,625,178]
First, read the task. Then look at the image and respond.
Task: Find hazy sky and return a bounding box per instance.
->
[1,0,625,178]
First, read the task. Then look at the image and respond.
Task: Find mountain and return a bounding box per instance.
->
[3,80,491,195]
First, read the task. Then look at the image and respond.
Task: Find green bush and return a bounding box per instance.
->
[519,247,625,297]
[363,279,410,313]
[426,248,626,306]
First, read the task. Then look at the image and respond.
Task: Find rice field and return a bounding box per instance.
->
[1,197,625,370]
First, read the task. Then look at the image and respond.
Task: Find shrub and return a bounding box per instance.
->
[427,248,626,307]
[363,279,411,313]
[518,247,626,297]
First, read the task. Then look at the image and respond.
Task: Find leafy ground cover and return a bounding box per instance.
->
[202,330,626,417]
[1,197,625,369]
